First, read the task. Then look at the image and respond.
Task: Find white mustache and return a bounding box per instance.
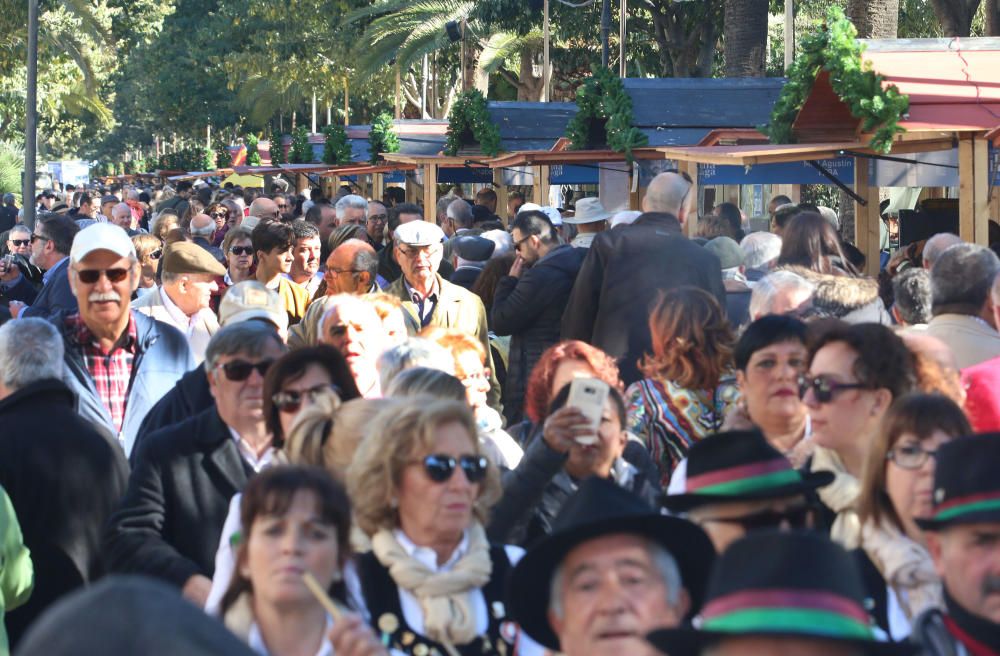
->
[88,292,121,303]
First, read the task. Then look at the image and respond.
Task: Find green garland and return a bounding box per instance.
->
[271,134,286,165]
[444,90,502,158]
[157,147,213,171]
[764,6,909,154]
[565,65,648,161]
[368,112,400,164]
[288,126,314,163]
[322,124,353,165]
[245,134,262,166]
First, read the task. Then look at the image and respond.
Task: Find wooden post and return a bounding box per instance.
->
[680,160,699,238]
[373,172,385,203]
[532,166,544,205]
[423,163,437,220]
[537,165,550,207]
[974,136,990,246]
[493,167,508,225]
[853,157,880,277]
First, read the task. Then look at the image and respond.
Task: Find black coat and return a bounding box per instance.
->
[492,245,585,426]
[104,406,252,588]
[0,379,129,648]
[449,266,482,290]
[21,257,77,319]
[133,363,211,464]
[560,213,726,385]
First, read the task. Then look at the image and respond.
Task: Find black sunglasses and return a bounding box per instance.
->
[210,211,229,219]
[798,375,869,404]
[9,239,29,247]
[702,505,816,532]
[148,249,163,260]
[30,233,49,244]
[216,359,274,382]
[77,267,129,284]
[229,246,253,256]
[272,384,340,413]
[422,454,489,484]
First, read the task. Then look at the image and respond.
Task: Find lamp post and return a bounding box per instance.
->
[601,0,611,68]
[785,0,794,73]
[543,0,550,102]
[23,0,38,229]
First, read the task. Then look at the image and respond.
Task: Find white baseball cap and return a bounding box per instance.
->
[70,223,136,263]
[540,206,563,227]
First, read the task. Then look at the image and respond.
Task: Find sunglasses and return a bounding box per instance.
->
[272,384,340,413]
[210,211,228,219]
[9,239,29,247]
[701,505,815,532]
[76,267,130,284]
[216,359,274,381]
[797,375,869,404]
[148,249,163,260]
[30,234,49,244]
[421,453,489,484]
[229,246,253,256]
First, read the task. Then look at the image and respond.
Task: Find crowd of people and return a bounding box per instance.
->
[1,173,1000,656]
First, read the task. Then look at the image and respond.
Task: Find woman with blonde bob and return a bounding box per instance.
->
[855,393,971,639]
[347,400,542,656]
[625,286,740,487]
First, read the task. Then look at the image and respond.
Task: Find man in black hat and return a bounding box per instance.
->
[647,531,913,656]
[508,477,714,656]
[449,234,495,290]
[662,430,832,553]
[911,434,1000,655]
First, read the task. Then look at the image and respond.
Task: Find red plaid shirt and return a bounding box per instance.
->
[67,313,139,434]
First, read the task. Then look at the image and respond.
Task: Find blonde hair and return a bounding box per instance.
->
[422,327,487,374]
[364,292,402,321]
[347,399,501,537]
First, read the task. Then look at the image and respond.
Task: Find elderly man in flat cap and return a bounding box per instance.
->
[131,241,227,363]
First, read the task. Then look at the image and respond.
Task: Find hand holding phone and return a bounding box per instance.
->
[567,377,609,445]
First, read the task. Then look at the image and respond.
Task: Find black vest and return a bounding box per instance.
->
[357,545,517,656]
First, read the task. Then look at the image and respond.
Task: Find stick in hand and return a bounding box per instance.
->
[302,571,345,620]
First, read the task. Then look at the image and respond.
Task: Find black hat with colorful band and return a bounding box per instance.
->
[661,430,834,513]
[916,433,1000,531]
[646,531,916,656]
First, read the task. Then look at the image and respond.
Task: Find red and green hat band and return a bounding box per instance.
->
[931,490,1000,522]
[686,458,802,496]
[701,589,873,640]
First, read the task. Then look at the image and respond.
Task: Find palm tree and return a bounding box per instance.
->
[724,0,768,77]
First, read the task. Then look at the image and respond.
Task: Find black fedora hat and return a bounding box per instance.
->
[647,531,916,656]
[507,476,714,651]
[916,433,1000,531]
[661,430,833,513]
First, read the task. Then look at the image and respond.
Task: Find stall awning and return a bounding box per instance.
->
[487,148,663,169]
[654,137,955,166]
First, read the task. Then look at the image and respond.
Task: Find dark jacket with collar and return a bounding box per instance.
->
[21,257,76,319]
[0,379,129,647]
[492,244,585,426]
[133,363,211,464]
[57,310,194,457]
[560,213,726,385]
[103,406,252,588]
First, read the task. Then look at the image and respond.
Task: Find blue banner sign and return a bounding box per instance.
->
[699,157,855,186]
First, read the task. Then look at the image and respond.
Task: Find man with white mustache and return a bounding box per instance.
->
[57,223,194,455]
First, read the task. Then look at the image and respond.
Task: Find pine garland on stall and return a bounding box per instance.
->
[245,134,262,166]
[444,90,502,158]
[322,124,353,165]
[368,113,400,164]
[288,126,314,163]
[564,65,648,161]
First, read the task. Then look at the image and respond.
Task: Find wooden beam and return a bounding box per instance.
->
[493,167,508,225]
[372,172,385,203]
[422,163,437,220]
[679,159,699,238]
[974,135,990,246]
[532,166,545,205]
[853,157,880,277]
[959,137,975,244]
[538,165,550,208]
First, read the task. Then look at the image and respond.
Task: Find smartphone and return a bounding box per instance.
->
[0,254,12,274]
[567,377,609,445]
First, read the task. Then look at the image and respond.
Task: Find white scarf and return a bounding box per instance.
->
[811,447,862,547]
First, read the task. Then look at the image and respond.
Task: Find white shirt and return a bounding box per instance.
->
[229,427,278,473]
[248,616,334,656]
[160,286,197,337]
[571,233,597,249]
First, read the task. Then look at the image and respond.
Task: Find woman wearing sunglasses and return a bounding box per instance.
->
[131,234,163,299]
[223,227,256,286]
[206,202,232,246]
[219,465,388,656]
[348,400,543,656]
[855,393,971,640]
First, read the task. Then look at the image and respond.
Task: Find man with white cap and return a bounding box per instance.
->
[57,223,194,455]
[564,197,611,249]
[386,219,502,410]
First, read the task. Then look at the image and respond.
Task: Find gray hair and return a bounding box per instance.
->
[385,366,466,401]
[817,206,840,232]
[749,271,815,319]
[204,321,285,369]
[931,243,1000,314]
[548,539,683,619]
[893,267,933,326]
[377,337,456,392]
[335,194,368,220]
[447,198,474,230]
[8,224,30,237]
[353,247,379,282]
[740,232,782,271]
[0,317,64,390]
[923,233,963,269]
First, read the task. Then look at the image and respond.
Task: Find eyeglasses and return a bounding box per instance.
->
[229,246,253,256]
[325,268,361,276]
[76,268,130,284]
[9,239,28,247]
[210,211,228,219]
[513,235,532,252]
[30,234,49,244]
[276,203,289,210]
[797,375,869,404]
[148,249,163,260]
[397,245,440,259]
[367,213,388,224]
[216,359,274,382]
[700,505,815,532]
[272,384,340,413]
[888,443,939,470]
[420,454,489,484]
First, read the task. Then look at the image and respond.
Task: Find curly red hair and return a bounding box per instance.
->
[523,340,622,423]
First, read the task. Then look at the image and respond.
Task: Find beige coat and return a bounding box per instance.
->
[131,287,218,364]
[925,313,1000,369]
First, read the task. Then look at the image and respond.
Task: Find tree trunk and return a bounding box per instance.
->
[724,0,768,77]
[929,0,981,37]
[642,0,722,77]
[985,0,1000,35]
[846,0,899,39]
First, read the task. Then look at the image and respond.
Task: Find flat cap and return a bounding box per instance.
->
[394,220,445,247]
[219,280,288,331]
[705,236,744,270]
[162,241,227,276]
[452,235,495,262]
[101,194,118,206]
